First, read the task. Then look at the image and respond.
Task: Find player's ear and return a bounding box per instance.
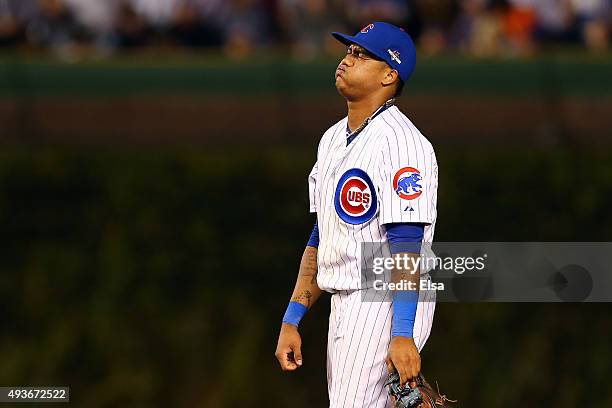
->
[381,68,399,87]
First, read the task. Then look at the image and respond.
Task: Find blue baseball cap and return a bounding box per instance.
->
[332,22,417,82]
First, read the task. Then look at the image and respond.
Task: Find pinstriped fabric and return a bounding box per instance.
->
[309,106,438,292]
[326,282,436,408]
[308,106,438,408]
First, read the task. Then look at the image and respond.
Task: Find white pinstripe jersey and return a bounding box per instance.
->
[309,105,438,292]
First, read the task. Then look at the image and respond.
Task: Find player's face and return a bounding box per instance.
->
[335,45,391,100]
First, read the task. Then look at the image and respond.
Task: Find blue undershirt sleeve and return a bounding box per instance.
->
[385,222,424,254]
[384,222,425,338]
[306,221,319,248]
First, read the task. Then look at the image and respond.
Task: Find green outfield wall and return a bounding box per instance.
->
[1,148,611,407]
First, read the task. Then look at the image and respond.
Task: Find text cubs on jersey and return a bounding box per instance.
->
[334,168,378,225]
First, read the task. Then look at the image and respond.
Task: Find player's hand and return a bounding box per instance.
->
[386,336,420,388]
[275,323,303,371]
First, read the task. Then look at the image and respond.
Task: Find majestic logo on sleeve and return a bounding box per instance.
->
[334,168,378,224]
[393,167,423,200]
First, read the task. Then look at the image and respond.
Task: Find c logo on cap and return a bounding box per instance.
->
[360,23,374,33]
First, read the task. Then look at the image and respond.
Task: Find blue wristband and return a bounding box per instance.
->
[391,290,418,338]
[282,301,308,327]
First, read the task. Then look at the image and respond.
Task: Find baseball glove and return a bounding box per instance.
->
[385,371,457,408]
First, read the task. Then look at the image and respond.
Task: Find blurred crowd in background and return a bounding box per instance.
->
[0,0,610,58]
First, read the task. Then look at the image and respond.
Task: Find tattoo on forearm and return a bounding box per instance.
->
[299,248,318,286]
[291,248,318,307]
[292,290,313,306]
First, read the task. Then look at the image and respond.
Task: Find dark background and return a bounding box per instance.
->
[1,0,612,407]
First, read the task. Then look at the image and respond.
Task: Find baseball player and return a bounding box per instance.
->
[275,22,439,408]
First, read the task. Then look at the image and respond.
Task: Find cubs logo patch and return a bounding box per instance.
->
[361,23,374,33]
[334,168,378,224]
[393,167,423,200]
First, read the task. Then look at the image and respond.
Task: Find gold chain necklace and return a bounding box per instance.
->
[346,98,395,140]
